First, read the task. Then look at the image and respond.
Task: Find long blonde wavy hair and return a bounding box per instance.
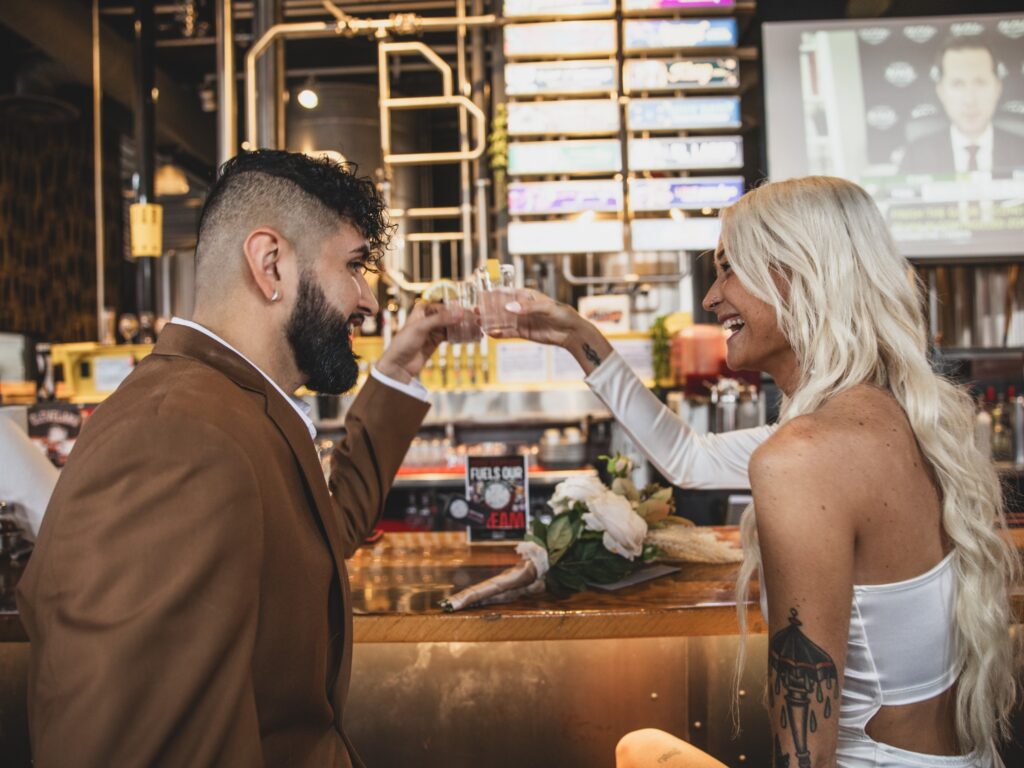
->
[727,176,1017,757]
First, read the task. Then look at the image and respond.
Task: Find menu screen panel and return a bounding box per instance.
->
[509,180,624,215]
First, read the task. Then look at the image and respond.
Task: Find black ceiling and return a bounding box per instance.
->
[2,0,1022,175]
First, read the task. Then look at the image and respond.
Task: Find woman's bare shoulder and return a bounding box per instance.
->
[750,387,901,526]
[753,386,902,469]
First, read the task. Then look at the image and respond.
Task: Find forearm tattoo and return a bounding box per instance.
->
[768,608,839,768]
[582,343,602,367]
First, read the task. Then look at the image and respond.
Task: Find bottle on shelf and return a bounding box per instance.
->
[974,388,993,461]
[991,387,1013,463]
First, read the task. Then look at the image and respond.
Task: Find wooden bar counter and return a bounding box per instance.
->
[2,529,1023,768]
[5,528,1024,644]
[348,530,765,643]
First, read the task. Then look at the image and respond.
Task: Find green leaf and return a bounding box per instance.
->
[550,565,588,593]
[530,519,548,545]
[547,514,581,566]
[525,533,546,549]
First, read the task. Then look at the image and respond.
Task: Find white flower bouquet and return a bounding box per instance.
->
[441,455,738,612]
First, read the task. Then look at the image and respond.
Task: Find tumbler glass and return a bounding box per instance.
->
[444,280,482,343]
[476,261,517,334]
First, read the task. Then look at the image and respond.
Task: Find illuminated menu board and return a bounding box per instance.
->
[623,0,735,10]
[631,217,721,251]
[628,176,743,212]
[623,57,739,93]
[508,140,622,175]
[504,0,615,18]
[626,96,740,131]
[629,136,743,171]
[504,20,618,58]
[508,99,620,136]
[623,18,738,52]
[509,219,625,254]
[509,180,624,215]
[505,60,619,96]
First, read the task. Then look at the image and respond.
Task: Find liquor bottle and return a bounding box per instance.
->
[974,390,992,461]
[991,388,1013,463]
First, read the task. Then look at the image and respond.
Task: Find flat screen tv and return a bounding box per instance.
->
[763,13,1024,260]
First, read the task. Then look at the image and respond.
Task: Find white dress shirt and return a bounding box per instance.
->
[170,318,429,441]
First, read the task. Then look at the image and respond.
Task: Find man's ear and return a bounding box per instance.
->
[242,227,284,303]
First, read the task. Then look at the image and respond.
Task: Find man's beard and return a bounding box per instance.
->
[285,272,360,395]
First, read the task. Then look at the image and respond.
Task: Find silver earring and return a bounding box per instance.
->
[270,288,281,303]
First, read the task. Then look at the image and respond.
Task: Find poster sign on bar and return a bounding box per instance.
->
[465,455,530,543]
[508,139,622,175]
[623,18,738,53]
[623,57,739,93]
[509,180,623,215]
[629,136,743,171]
[504,20,618,58]
[629,176,744,212]
[505,60,619,96]
[631,217,722,251]
[626,96,741,131]
[623,0,736,11]
[508,219,625,254]
[508,99,620,136]
[503,0,614,19]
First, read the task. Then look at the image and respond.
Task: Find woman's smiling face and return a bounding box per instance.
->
[701,245,798,392]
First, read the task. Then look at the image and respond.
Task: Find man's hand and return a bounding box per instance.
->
[375,301,457,383]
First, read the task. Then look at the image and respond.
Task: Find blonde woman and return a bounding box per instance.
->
[499,176,1017,766]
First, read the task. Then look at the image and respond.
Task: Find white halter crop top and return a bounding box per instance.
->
[760,551,959,733]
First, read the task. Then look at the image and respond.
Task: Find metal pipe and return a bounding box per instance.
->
[92,0,106,342]
[456,0,472,280]
[255,0,285,149]
[475,178,488,266]
[217,0,237,163]
[246,16,497,148]
[407,232,465,242]
[470,0,486,269]
[391,207,462,218]
[133,0,156,314]
[103,1,461,17]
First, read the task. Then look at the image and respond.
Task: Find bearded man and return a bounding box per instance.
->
[18,150,450,767]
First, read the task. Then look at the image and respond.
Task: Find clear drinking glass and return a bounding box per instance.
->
[444,280,482,343]
[476,262,517,334]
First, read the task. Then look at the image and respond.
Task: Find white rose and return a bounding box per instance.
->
[582,490,648,561]
[547,475,607,515]
[516,540,550,579]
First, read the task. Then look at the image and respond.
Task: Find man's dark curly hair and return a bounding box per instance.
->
[197,149,393,270]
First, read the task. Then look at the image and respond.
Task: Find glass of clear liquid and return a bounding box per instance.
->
[476,261,517,334]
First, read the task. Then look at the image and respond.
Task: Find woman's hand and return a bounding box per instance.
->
[490,289,614,375]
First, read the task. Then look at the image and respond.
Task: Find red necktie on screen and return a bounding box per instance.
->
[966,145,980,172]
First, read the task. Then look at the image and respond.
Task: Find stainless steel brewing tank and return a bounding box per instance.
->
[285,82,417,212]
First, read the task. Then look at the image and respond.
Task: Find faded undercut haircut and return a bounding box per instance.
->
[194,150,392,297]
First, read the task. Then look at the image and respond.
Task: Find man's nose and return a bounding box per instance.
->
[359,275,380,316]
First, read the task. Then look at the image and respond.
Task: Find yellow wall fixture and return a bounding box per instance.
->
[129,202,164,257]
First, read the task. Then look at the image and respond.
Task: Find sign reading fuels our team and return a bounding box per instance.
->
[465,455,530,543]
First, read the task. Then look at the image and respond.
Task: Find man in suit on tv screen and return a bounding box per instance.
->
[900,37,1024,178]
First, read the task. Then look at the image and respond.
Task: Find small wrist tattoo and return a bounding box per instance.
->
[582,343,602,367]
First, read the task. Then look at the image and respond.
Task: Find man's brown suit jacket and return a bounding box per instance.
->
[17,324,428,767]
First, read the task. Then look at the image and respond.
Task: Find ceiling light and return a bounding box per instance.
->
[297,79,319,110]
